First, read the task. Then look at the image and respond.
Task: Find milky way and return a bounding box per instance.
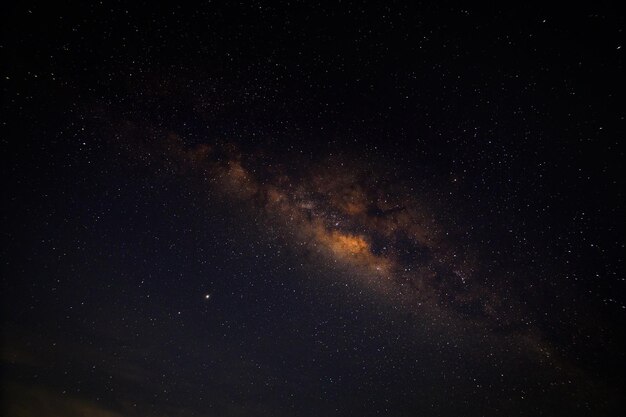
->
[123,132,533,340]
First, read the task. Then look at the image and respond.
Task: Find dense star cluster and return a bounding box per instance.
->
[2,2,624,417]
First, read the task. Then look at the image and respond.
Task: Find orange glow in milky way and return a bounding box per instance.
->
[313,227,392,275]
[327,232,369,256]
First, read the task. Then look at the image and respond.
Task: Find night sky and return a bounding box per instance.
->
[2,2,625,416]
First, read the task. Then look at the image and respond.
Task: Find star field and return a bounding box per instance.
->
[2,2,624,417]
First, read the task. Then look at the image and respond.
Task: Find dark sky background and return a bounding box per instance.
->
[2,2,624,416]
